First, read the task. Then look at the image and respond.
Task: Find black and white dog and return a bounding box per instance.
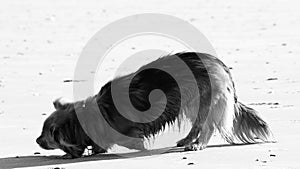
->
[36,52,271,158]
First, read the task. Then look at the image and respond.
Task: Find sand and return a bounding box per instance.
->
[0,0,300,168]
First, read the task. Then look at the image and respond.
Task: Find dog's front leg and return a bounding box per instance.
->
[91,144,108,155]
[60,145,86,158]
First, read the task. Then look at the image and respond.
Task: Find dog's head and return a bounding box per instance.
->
[36,114,59,150]
[36,99,87,154]
[36,99,71,150]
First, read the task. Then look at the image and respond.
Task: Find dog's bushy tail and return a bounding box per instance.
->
[233,102,271,143]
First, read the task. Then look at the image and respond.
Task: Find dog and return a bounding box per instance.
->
[36,52,271,158]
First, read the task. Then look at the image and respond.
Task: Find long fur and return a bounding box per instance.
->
[37,52,271,158]
[233,102,270,143]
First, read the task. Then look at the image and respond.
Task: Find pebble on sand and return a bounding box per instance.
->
[266,78,278,81]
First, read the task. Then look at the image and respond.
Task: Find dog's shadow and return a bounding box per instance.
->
[0,143,265,169]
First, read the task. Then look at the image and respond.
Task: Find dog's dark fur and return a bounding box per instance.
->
[37,52,271,158]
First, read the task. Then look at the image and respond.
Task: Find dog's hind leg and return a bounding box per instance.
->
[176,118,202,147]
[176,95,211,148]
[185,91,235,151]
[177,93,210,147]
[184,98,217,151]
[185,123,215,151]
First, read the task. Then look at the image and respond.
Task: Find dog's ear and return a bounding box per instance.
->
[53,98,70,110]
[53,98,64,110]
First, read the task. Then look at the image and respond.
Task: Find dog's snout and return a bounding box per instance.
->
[36,136,42,145]
[36,135,55,150]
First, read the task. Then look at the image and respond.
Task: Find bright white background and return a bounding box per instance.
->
[0,0,299,168]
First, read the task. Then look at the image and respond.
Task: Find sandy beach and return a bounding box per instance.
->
[0,0,300,168]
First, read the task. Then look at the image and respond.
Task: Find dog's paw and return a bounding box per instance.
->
[92,148,107,155]
[184,142,207,151]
